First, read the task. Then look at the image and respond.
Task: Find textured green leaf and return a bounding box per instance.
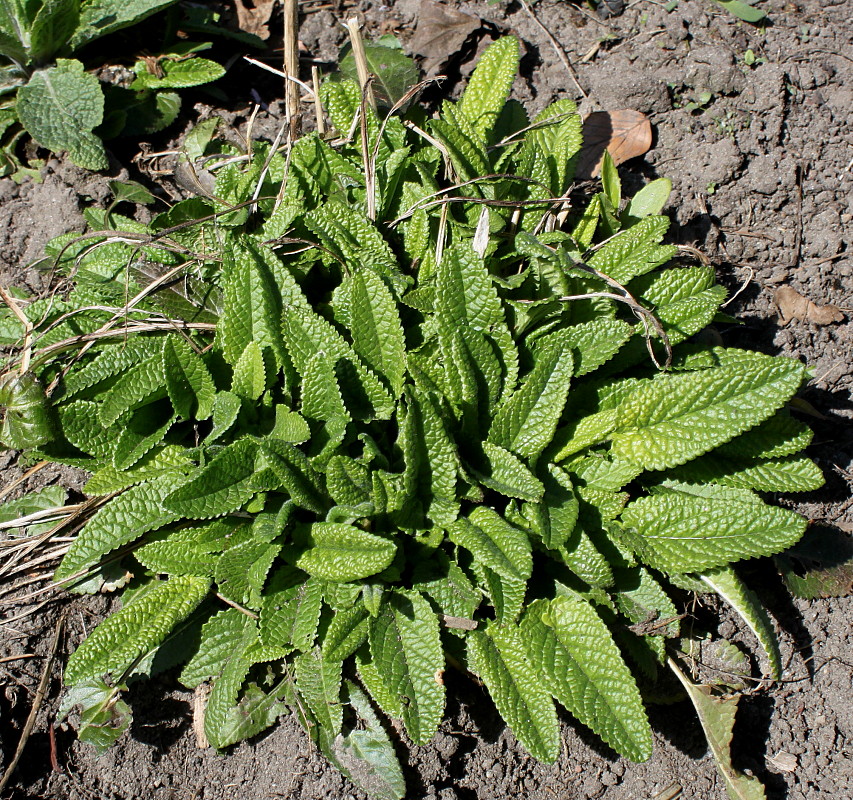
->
[611,356,806,470]
[59,677,131,753]
[162,336,215,420]
[716,412,813,460]
[323,604,370,663]
[135,529,220,578]
[179,608,255,688]
[112,402,176,470]
[559,318,633,376]
[0,371,55,450]
[323,681,406,800]
[412,551,480,623]
[621,489,807,572]
[295,523,396,582]
[367,590,445,745]
[669,659,767,800]
[65,576,210,683]
[261,568,324,652]
[215,538,280,609]
[459,36,519,139]
[448,508,531,582]
[699,566,781,680]
[623,178,672,224]
[258,438,327,513]
[524,463,579,550]
[17,59,108,170]
[208,391,242,443]
[488,332,573,459]
[347,268,406,396]
[431,104,491,183]
[83,444,192,496]
[467,625,560,763]
[521,596,652,761]
[218,237,286,368]
[55,477,183,580]
[29,0,79,62]
[436,243,505,333]
[523,99,583,196]
[295,646,343,736]
[672,454,824,493]
[99,355,166,426]
[131,57,224,89]
[477,441,545,502]
[479,564,525,623]
[62,337,163,399]
[70,0,180,49]
[587,216,676,285]
[231,340,268,401]
[204,639,291,749]
[164,438,259,519]
[612,566,679,641]
[59,400,117,459]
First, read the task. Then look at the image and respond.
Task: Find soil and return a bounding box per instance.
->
[1,0,852,798]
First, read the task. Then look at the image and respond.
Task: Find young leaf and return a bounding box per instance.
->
[367,590,445,745]
[180,608,255,688]
[477,441,545,502]
[99,354,167,427]
[467,625,560,763]
[131,57,225,90]
[261,568,324,652]
[323,604,370,663]
[295,646,344,736]
[65,576,210,683]
[587,216,676,284]
[521,596,653,761]
[459,36,520,140]
[623,178,672,224]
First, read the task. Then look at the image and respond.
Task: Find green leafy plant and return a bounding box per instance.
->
[0,37,822,799]
[0,0,226,174]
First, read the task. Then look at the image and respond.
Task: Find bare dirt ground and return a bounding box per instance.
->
[1,0,851,798]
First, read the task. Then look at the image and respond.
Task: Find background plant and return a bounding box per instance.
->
[0,0,235,176]
[0,37,822,800]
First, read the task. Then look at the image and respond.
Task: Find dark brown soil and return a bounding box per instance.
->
[1,0,851,798]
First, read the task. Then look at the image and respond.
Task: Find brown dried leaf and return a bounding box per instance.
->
[234,0,276,40]
[774,286,844,326]
[576,110,653,180]
[409,0,481,76]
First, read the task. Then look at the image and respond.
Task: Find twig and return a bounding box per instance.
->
[312,66,326,136]
[283,0,301,138]
[0,613,65,794]
[0,460,49,503]
[346,17,376,111]
[518,0,587,99]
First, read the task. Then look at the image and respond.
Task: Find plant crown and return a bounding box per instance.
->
[0,37,822,799]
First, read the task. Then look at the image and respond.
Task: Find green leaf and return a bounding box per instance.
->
[0,372,55,449]
[98,354,166,427]
[448,507,532,583]
[488,331,573,459]
[164,438,260,519]
[261,568,324,652]
[231,340,268,401]
[17,59,108,170]
[521,596,652,761]
[295,646,343,736]
[112,402,176,470]
[523,99,583,196]
[587,216,676,285]
[218,237,286,369]
[623,178,672,224]
[215,537,280,609]
[477,441,545,502]
[459,36,519,140]
[180,607,254,688]
[84,445,191,495]
[436,243,505,333]
[162,336,215,420]
[347,268,406,397]
[295,523,396,582]
[322,681,406,800]
[55,477,183,580]
[671,453,825,493]
[322,604,370,663]
[65,576,210,683]
[257,438,327,513]
[29,0,79,63]
[611,356,806,470]
[59,677,131,752]
[131,56,225,89]
[714,0,767,23]
[600,151,621,211]
[620,488,807,572]
[339,43,418,108]
[669,659,768,800]
[367,590,445,745]
[467,625,560,763]
[108,179,156,207]
[699,566,781,680]
[70,0,181,49]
